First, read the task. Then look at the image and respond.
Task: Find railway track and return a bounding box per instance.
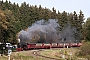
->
[32,49,61,60]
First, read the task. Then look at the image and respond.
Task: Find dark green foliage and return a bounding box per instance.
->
[82,17,90,41]
[0,0,85,43]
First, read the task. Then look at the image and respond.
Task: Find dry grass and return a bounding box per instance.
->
[40,48,80,60]
[0,48,87,60]
[0,55,8,60]
[0,50,47,60]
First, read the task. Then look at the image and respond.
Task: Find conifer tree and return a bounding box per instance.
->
[0,9,8,42]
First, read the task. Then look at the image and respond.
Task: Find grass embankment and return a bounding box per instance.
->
[0,55,7,60]
[40,48,85,60]
[0,48,87,60]
[0,50,47,60]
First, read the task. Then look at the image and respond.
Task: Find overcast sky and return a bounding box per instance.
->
[2,0,90,21]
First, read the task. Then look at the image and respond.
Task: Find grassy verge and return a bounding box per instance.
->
[11,50,48,60]
[40,48,80,60]
[0,50,47,60]
[0,48,87,60]
[0,54,45,60]
[0,55,8,60]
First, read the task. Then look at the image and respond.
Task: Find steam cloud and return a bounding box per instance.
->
[18,19,77,44]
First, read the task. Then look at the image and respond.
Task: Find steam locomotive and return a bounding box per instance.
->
[16,43,82,51]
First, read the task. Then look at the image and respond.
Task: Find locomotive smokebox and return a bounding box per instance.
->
[18,38,20,43]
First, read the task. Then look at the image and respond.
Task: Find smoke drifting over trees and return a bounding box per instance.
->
[18,19,60,44]
[18,19,79,44]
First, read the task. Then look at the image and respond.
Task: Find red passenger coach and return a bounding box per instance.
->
[77,43,82,47]
[28,44,36,49]
[35,43,44,49]
[71,43,78,47]
[43,44,51,49]
[58,43,63,48]
[16,47,23,51]
[51,43,58,48]
[64,43,70,47]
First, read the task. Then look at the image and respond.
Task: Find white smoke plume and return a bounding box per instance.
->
[18,19,61,44]
[18,19,78,44]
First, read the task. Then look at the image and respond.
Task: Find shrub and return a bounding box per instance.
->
[77,42,90,59]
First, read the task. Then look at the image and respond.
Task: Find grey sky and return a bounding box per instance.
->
[2,0,90,21]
